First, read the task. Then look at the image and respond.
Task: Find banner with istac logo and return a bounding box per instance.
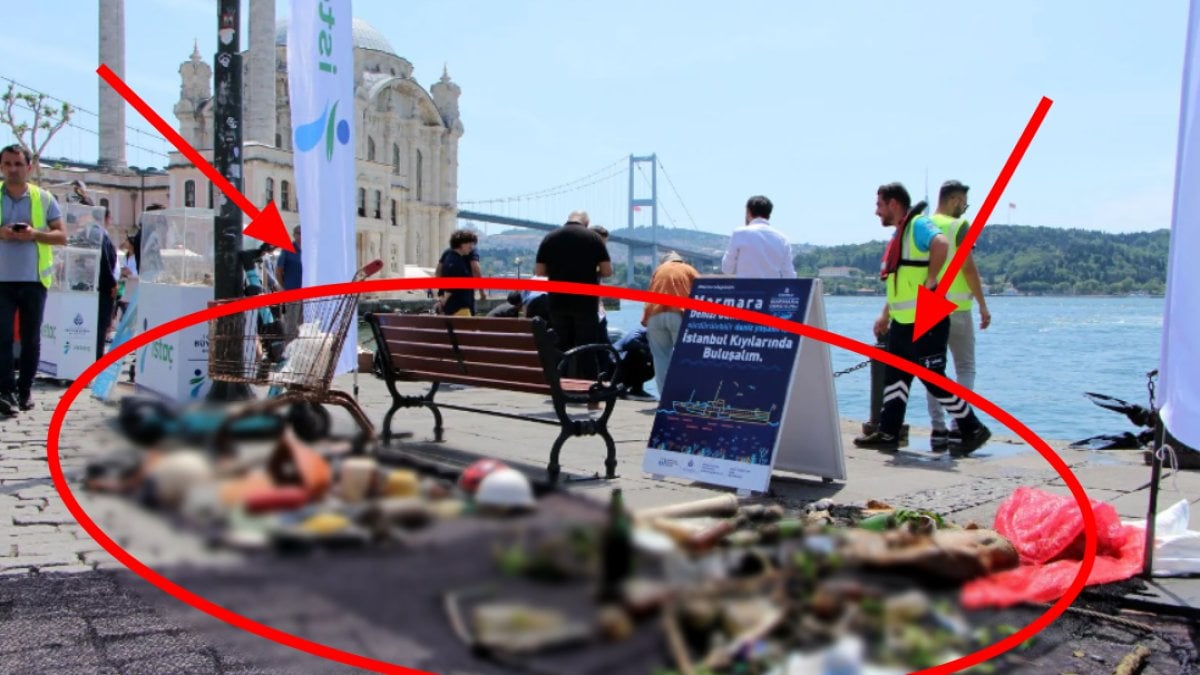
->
[288,0,357,375]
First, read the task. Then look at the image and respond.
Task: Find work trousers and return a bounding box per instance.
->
[925,310,977,431]
[97,290,115,361]
[0,282,47,397]
[879,318,983,438]
[549,308,601,380]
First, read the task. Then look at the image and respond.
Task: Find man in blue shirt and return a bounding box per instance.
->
[275,225,302,340]
[276,225,302,290]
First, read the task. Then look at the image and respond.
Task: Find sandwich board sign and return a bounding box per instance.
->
[642,278,844,493]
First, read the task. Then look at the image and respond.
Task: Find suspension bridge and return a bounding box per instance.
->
[457,154,721,284]
[3,74,721,283]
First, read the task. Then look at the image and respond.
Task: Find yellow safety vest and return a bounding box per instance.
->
[886,214,935,324]
[930,213,973,312]
[0,181,55,288]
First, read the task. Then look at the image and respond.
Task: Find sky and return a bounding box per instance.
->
[1,0,1192,246]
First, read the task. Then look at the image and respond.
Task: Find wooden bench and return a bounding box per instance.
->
[366,313,622,483]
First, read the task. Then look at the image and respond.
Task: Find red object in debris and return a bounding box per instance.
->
[961,486,1145,608]
[458,458,508,495]
[244,486,311,514]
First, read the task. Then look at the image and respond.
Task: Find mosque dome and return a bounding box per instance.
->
[275,17,397,56]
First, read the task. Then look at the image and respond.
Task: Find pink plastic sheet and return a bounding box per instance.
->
[961,486,1145,608]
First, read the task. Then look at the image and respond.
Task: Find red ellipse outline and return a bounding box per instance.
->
[48,276,1097,675]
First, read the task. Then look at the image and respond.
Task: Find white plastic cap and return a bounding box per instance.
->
[474,468,535,509]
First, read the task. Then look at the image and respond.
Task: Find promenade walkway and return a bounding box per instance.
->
[1,374,1197,673]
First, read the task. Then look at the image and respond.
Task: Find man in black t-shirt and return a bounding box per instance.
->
[534,211,612,380]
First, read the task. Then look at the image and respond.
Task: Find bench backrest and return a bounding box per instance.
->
[368,314,560,396]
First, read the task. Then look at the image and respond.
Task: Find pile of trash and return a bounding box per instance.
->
[84,433,543,553]
[84,432,1178,672]
[458,493,1028,673]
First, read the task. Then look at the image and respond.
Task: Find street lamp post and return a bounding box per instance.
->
[515,256,522,279]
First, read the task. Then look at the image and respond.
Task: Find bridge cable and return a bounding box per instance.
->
[657,158,700,231]
[458,155,627,206]
[635,163,679,229]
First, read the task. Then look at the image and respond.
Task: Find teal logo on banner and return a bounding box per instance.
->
[294,100,350,161]
[644,278,813,492]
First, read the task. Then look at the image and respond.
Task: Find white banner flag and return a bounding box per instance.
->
[1159,0,1200,450]
[288,0,357,375]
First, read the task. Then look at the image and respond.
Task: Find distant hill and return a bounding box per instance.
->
[794,225,1170,296]
[607,225,730,257]
[475,224,1170,295]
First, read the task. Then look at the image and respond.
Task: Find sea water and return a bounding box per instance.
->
[605,296,1164,444]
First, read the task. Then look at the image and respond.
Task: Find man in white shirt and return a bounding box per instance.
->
[721,195,796,278]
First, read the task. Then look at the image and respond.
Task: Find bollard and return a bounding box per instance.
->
[863,337,887,435]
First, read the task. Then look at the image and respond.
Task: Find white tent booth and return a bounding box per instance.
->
[135,207,215,402]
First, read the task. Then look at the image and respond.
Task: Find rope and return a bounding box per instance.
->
[1156,443,1181,495]
[1145,369,1180,493]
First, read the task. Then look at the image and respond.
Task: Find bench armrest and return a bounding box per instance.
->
[558,342,622,391]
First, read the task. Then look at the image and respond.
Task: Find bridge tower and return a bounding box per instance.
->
[627,154,658,285]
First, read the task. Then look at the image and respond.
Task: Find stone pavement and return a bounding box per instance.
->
[1,373,1198,673]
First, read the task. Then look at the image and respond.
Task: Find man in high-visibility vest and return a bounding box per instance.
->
[925,180,992,451]
[853,182,991,454]
[0,144,67,415]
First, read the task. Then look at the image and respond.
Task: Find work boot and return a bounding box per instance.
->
[0,392,16,416]
[853,430,900,452]
[952,425,992,456]
[930,429,950,452]
[18,393,33,411]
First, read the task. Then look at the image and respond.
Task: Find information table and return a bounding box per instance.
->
[134,208,215,401]
[38,203,106,381]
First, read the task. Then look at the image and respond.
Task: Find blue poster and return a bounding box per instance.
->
[643,279,813,492]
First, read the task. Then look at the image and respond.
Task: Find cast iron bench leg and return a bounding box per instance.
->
[547,430,570,484]
[430,402,444,442]
[599,426,617,479]
[382,403,400,445]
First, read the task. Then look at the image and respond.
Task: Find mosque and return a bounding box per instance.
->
[39,0,462,277]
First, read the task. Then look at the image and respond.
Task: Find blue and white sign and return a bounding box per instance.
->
[643,278,844,492]
[38,203,106,381]
[136,283,212,402]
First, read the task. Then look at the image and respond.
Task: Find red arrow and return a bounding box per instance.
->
[912,96,1054,340]
[96,64,294,252]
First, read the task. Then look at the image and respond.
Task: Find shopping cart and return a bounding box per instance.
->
[207,259,384,454]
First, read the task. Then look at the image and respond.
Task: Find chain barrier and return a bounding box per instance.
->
[833,359,872,378]
[1147,368,1159,410]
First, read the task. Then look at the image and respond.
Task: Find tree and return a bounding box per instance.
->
[0,83,73,180]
